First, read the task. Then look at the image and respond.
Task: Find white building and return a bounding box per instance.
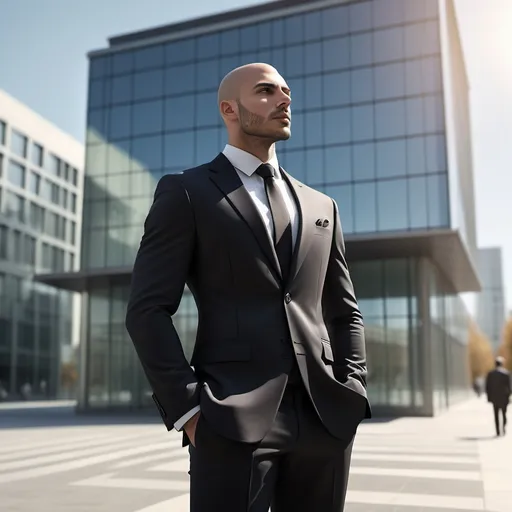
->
[0,89,84,399]
[476,247,506,349]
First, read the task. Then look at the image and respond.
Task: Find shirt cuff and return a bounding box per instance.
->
[174,405,201,431]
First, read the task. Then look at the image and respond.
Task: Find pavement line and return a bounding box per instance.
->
[0,441,173,484]
[352,453,476,464]
[70,472,190,492]
[346,490,485,510]
[133,495,189,512]
[111,447,184,469]
[0,434,176,472]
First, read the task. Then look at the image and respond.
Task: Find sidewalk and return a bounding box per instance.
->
[360,397,512,512]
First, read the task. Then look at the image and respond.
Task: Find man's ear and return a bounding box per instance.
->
[219,99,237,120]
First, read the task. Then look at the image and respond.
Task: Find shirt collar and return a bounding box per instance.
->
[222,144,281,178]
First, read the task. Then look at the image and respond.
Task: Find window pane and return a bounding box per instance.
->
[110,75,132,104]
[165,95,195,131]
[352,105,374,142]
[197,33,219,59]
[353,143,375,181]
[376,140,406,178]
[239,25,259,52]
[323,72,350,108]
[374,63,405,100]
[324,108,351,145]
[305,148,323,184]
[108,105,131,140]
[329,184,353,233]
[196,92,219,127]
[425,135,447,172]
[7,160,25,188]
[325,145,351,183]
[424,20,441,54]
[377,178,407,231]
[322,5,349,37]
[86,230,106,268]
[285,46,304,78]
[131,135,163,172]
[10,130,27,158]
[350,34,373,67]
[132,100,163,136]
[305,111,323,147]
[287,113,305,150]
[112,52,133,74]
[354,182,376,232]
[28,171,40,195]
[349,1,372,31]
[374,27,404,63]
[427,174,449,227]
[166,39,195,65]
[406,98,424,135]
[196,60,220,91]
[351,68,373,104]
[373,0,406,28]
[164,131,194,169]
[31,143,43,167]
[407,137,427,175]
[134,45,164,70]
[88,80,105,108]
[195,128,219,165]
[133,69,164,101]
[408,176,428,228]
[166,64,195,95]
[304,10,322,41]
[375,101,406,139]
[285,150,306,182]
[221,29,239,55]
[287,78,304,111]
[424,95,445,132]
[285,15,304,45]
[323,37,350,71]
[304,42,322,75]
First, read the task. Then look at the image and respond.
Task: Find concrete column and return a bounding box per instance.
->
[9,301,18,395]
[76,290,89,410]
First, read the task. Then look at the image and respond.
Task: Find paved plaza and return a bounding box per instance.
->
[0,397,510,512]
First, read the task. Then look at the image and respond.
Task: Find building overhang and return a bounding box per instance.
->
[35,229,480,295]
[344,229,481,293]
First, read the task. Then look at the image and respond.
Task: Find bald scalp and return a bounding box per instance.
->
[217,63,278,105]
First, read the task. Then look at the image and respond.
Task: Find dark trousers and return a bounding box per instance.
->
[189,384,354,512]
[493,403,508,435]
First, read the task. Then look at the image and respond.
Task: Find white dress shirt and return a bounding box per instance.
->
[173,144,299,431]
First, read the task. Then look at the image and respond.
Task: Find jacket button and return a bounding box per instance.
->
[284,293,291,304]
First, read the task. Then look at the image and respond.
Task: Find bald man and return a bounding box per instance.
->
[126,63,371,512]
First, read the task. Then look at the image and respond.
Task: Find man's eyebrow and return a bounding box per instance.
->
[253,82,291,94]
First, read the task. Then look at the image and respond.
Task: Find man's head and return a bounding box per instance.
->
[496,356,505,368]
[218,63,291,145]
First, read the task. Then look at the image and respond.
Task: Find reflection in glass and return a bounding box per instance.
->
[108,105,131,140]
[131,135,163,172]
[376,140,406,178]
[377,178,407,231]
[354,182,376,233]
[323,38,350,71]
[353,143,375,181]
[323,71,350,107]
[408,176,428,228]
[132,100,163,136]
[325,145,351,183]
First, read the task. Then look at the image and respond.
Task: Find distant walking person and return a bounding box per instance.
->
[485,357,511,436]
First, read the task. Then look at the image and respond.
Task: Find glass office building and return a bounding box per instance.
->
[0,90,84,399]
[39,0,479,415]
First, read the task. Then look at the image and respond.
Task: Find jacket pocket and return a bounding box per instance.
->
[321,339,334,364]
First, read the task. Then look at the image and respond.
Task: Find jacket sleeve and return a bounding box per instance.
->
[322,199,370,417]
[125,174,199,430]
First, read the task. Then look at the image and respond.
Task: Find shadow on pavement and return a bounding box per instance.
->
[458,435,498,441]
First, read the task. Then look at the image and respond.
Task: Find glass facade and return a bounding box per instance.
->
[78,0,474,413]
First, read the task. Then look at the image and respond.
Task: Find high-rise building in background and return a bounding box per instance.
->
[0,90,84,399]
[39,0,480,415]
[476,247,506,350]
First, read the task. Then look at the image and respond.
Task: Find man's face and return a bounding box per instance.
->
[235,68,291,142]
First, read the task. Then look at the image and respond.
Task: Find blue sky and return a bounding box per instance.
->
[1,0,511,312]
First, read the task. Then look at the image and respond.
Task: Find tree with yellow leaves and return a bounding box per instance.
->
[497,316,512,372]
[468,319,496,382]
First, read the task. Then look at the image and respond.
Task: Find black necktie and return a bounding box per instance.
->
[256,163,293,280]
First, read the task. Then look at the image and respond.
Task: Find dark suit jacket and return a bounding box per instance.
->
[486,368,511,407]
[125,153,371,445]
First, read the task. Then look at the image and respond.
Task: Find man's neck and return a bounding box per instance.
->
[227,138,276,163]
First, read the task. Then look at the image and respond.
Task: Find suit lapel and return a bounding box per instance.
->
[281,168,315,284]
[209,153,282,281]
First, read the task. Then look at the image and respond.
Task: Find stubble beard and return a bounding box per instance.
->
[236,100,290,142]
